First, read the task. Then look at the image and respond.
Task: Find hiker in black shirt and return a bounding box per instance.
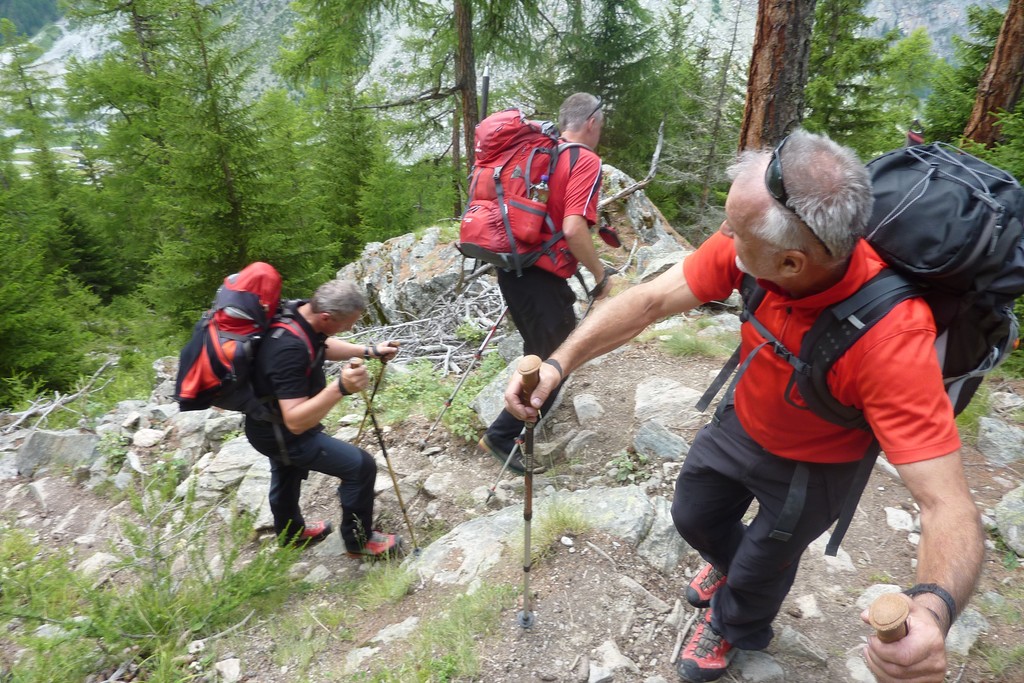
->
[245,279,401,558]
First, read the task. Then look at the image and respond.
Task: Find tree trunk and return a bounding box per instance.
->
[963,0,1024,146]
[738,0,817,151]
[454,0,478,170]
[452,108,463,217]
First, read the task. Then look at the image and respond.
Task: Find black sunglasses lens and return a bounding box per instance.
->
[765,154,786,203]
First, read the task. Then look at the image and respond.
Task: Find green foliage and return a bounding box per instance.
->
[923,5,1004,143]
[455,320,486,344]
[803,0,944,159]
[529,499,592,563]
[442,353,507,442]
[608,449,650,483]
[963,109,1024,183]
[805,0,898,154]
[0,468,301,682]
[363,583,517,682]
[659,327,732,359]
[979,642,1024,679]
[954,383,991,442]
[367,352,505,443]
[352,558,415,609]
[373,359,453,426]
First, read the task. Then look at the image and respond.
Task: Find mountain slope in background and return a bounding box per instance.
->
[21,0,1010,97]
[0,0,58,36]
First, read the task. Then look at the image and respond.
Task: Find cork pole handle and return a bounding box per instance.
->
[868,592,910,643]
[518,355,542,410]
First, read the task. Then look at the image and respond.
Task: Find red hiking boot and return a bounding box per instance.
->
[676,610,735,682]
[298,520,333,544]
[346,531,402,560]
[686,563,726,608]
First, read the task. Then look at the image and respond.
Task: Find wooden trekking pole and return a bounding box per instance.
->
[353,359,420,556]
[868,592,911,643]
[516,354,542,629]
[355,342,399,442]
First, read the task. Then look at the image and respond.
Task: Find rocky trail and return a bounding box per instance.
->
[3,333,1024,683]
[3,174,1024,682]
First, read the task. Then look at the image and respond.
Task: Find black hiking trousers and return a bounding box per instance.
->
[485,267,577,453]
[259,429,377,551]
[670,405,861,650]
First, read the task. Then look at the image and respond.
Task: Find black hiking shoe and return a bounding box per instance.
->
[676,610,735,682]
[686,563,726,608]
[478,435,545,475]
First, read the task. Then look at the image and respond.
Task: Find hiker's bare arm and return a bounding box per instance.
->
[505,265,703,420]
[862,449,982,682]
[277,362,370,434]
[325,339,399,363]
[563,214,610,299]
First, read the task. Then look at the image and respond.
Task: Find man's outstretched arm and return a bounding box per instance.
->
[505,264,703,420]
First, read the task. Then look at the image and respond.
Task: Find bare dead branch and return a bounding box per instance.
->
[599,120,665,208]
[356,85,460,110]
[2,360,116,434]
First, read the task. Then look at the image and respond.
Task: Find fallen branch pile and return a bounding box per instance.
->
[344,275,508,377]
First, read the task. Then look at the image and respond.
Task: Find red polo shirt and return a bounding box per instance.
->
[683,231,960,465]
[533,142,602,278]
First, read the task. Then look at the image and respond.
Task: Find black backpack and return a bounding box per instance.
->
[699,143,1024,555]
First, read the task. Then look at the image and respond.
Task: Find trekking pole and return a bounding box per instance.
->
[359,372,420,556]
[360,387,419,557]
[483,412,543,504]
[516,354,542,629]
[355,343,398,442]
[419,307,509,451]
[867,592,910,643]
[579,264,618,324]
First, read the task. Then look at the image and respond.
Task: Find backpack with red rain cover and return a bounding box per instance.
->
[457,108,586,277]
[175,262,293,421]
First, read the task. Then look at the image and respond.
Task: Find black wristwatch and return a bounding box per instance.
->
[904,583,956,634]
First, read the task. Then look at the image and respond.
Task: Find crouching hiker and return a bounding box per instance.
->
[503,129,983,682]
[244,278,402,559]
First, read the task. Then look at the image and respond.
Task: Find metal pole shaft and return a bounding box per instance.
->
[420,307,508,451]
[514,355,541,629]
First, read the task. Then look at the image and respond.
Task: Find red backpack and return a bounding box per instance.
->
[457,109,584,277]
[174,262,300,420]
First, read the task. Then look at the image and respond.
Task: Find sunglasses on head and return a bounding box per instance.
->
[764,136,832,257]
[588,96,603,121]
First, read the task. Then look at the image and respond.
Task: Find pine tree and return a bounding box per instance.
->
[803,0,900,155]
[923,5,1005,143]
[0,122,98,407]
[135,0,330,324]
[0,19,120,299]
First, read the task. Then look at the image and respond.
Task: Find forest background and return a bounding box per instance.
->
[0,0,1021,419]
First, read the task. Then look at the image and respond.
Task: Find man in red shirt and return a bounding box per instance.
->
[504,129,982,683]
[478,92,613,473]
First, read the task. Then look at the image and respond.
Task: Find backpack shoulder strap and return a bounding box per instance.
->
[270,313,319,367]
[697,275,765,413]
[796,269,923,430]
[530,142,600,274]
